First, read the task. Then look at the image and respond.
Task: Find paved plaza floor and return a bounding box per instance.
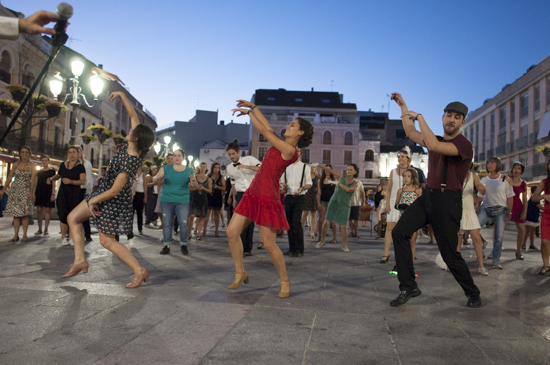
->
[0,217,549,364]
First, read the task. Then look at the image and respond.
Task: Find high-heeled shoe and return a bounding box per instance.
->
[278,281,290,298]
[61,261,89,278]
[126,269,149,288]
[227,271,249,289]
[380,255,390,263]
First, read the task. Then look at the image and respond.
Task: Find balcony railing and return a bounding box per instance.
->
[524,163,547,178]
[520,106,528,119]
[529,132,537,146]
[495,145,506,155]
[486,148,494,158]
[515,136,529,149]
[506,141,514,153]
[0,69,10,84]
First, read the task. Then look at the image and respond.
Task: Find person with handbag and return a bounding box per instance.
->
[476,157,515,270]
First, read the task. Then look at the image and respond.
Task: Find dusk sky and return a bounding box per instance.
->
[10,0,550,137]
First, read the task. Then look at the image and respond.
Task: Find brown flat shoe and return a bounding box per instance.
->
[126,269,149,288]
[278,281,290,298]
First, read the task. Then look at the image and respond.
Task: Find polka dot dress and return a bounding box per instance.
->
[86,145,143,235]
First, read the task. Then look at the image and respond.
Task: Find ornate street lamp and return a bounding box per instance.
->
[49,59,105,106]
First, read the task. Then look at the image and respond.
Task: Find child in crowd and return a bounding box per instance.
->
[523,186,542,251]
[378,212,387,238]
[395,168,423,259]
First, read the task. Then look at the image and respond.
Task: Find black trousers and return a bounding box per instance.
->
[236,191,254,253]
[392,188,480,297]
[284,195,305,254]
[134,192,144,232]
[80,189,91,238]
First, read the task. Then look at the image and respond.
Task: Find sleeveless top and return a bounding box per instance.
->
[397,190,418,218]
[460,172,481,230]
[374,190,384,208]
[387,167,405,223]
[160,164,194,204]
[135,173,144,193]
[320,180,335,202]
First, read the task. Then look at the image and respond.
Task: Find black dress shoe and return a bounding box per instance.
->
[160,245,170,255]
[283,251,292,256]
[181,245,188,255]
[290,253,303,257]
[243,251,253,257]
[467,295,482,308]
[390,288,422,307]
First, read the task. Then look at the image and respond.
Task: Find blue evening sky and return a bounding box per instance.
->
[10,0,550,137]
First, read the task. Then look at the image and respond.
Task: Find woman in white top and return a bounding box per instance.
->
[381,149,411,263]
[457,164,487,275]
[476,157,515,269]
[133,167,147,235]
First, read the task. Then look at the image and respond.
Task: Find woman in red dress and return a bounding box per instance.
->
[508,161,528,259]
[227,100,313,298]
[531,161,550,275]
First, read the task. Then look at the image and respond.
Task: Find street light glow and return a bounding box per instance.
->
[153,142,161,154]
[187,155,193,162]
[49,73,64,98]
[90,74,104,100]
[71,60,84,77]
[164,135,171,145]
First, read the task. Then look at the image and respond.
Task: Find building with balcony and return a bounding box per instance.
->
[0,3,157,180]
[463,54,550,182]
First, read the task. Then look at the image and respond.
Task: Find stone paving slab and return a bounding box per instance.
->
[0,218,549,364]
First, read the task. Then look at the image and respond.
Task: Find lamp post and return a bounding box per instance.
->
[50,59,106,168]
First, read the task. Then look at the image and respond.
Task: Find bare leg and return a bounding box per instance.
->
[226,213,250,276]
[301,210,308,227]
[61,222,68,239]
[469,229,485,268]
[196,216,205,237]
[515,222,525,255]
[219,209,225,226]
[203,209,211,235]
[353,220,359,236]
[411,231,417,259]
[331,222,337,241]
[428,224,435,243]
[67,200,91,265]
[341,224,348,249]
[317,206,327,240]
[44,207,51,233]
[21,216,29,240]
[457,233,463,253]
[36,206,43,233]
[188,215,195,238]
[310,211,317,237]
[383,222,396,258]
[260,225,289,283]
[319,220,331,244]
[541,239,550,269]
[99,232,145,274]
[13,217,20,239]
[213,210,220,236]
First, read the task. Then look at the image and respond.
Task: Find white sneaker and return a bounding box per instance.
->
[342,247,350,252]
[315,241,325,249]
[478,267,489,276]
[493,263,503,270]
[68,239,74,246]
[128,238,135,248]
[61,238,70,246]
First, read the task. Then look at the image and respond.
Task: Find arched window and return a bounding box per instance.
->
[344,131,353,145]
[364,150,374,161]
[280,129,286,139]
[22,64,35,88]
[259,134,267,142]
[0,50,12,84]
[323,131,332,144]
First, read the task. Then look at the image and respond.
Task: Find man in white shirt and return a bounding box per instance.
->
[225,140,261,256]
[0,10,57,39]
[280,149,312,257]
[79,150,93,242]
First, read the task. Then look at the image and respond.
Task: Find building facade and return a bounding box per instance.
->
[0,3,157,180]
[198,139,249,176]
[463,54,550,181]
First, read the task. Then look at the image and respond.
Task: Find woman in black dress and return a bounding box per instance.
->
[34,155,56,235]
[224,176,233,225]
[47,146,86,246]
[145,166,159,226]
[61,92,155,288]
[302,167,319,239]
[203,162,225,237]
[188,162,212,240]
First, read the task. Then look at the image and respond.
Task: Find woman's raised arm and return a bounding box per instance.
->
[109,91,140,131]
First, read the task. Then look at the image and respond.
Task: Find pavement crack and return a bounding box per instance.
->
[454,320,495,364]
[383,316,402,365]
[301,312,317,365]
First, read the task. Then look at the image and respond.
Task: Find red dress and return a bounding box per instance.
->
[510,180,526,223]
[234,146,298,231]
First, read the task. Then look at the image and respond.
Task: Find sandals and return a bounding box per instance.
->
[9,236,19,242]
[20,236,28,242]
[329,238,337,243]
[538,267,549,275]
[43,230,49,235]
[529,245,538,251]
[35,230,43,235]
[257,243,264,249]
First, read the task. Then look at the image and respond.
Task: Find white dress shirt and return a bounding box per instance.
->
[280,161,312,196]
[226,155,261,192]
[351,180,365,206]
[0,17,19,39]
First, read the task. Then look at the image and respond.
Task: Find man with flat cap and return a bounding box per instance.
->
[389,93,481,308]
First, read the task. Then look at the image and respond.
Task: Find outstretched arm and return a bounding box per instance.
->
[109,92,140,131]
[391,93,424,147]
[233,100,295,160]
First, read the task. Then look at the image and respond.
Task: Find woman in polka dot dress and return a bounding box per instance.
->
[62,92,155,288]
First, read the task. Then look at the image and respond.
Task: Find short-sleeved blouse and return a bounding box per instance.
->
[87,145,143,235]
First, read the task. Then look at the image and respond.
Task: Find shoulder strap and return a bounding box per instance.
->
[299,163,306,187]
[502,174,506,182]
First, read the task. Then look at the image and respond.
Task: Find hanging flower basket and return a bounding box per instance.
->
[0,99,20,117]
[46,105,62,118]
[78,133,96,144]
[113,137,125,145]
[536,144,550,157]
[6,85,28,102]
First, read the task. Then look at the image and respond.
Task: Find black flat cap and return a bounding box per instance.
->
[444,102,468,117]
